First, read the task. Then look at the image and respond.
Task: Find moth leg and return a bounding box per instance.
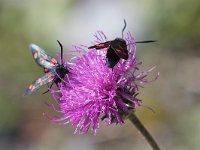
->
[42,86,50,95]
[42,79,56,95]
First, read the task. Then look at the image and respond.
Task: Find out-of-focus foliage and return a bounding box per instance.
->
[155,0,200,52]
[0,0,200,150]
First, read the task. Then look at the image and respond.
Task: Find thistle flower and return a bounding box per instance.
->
[47,31,158,134]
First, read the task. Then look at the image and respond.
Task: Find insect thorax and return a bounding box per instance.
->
[113,38,126,45]
[55,65,69,79]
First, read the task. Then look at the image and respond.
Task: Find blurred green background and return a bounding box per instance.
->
[0,0,200,150]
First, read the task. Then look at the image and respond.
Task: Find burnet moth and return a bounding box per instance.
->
[88,20,156,68]
[24,40,69,96]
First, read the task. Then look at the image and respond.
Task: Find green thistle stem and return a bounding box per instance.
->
[128,112,160,150]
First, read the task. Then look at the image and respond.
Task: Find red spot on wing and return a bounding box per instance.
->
[37,50,41,56]
[34,53,38,59]
[116,48,127,56]
[47,74,54,82]
[41,59,45,64]
[97,43,105,47]
[116,49,122,53]
[38,78,43,86]
[28,84,35,91]
[51,58,57,64]
[28,84,33,90]
[31,85,35,90]
[38,78,42,83]
[50,62,55,67]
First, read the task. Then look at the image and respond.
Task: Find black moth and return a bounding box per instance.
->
[88,20,155,68]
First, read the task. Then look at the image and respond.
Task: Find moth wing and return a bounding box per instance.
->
[88,41,111,49]
[30,44,58,69]
[111,41,128,60]
[106,47,120,68]
[24,72,56,96]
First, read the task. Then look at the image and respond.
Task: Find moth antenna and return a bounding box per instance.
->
[127,40,156,46]
[122,19,127,39]
[136,40,156,43]
[57,40,64,65]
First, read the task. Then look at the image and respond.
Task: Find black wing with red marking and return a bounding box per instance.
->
[111,38,128,60]
[24,72,56,96]
[88,41,111,50]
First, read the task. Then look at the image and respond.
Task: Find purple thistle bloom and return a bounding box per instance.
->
[47,31,158,134]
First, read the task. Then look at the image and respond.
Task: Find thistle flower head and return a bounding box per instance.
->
[48,31,158,134]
